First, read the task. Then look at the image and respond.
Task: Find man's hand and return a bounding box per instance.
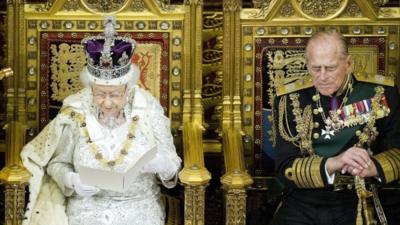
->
[342,163,378,177]
[326,147,371,175]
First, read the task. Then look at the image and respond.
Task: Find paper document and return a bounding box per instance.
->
[78,145,157,192]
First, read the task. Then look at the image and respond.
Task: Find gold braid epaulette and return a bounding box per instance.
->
[374,148,400,184]
[354,72,394,87]
[284,156,324,188]
[276,76,314,96]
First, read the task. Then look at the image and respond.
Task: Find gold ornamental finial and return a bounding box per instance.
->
[0,67,13,80]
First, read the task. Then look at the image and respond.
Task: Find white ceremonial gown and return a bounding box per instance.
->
[20,86,181,225]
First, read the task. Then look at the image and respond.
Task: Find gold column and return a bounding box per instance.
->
[224,188,247,224]
[0,1,31,225]
[4,183,26,225]
[220,0,253,224]
[220,128,253,225]
[182,183,207,225]
[180,0,211,224]
[0,122,31,225]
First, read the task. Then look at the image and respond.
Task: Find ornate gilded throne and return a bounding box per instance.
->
[1,0,400,225]
[231,0,400,223]
[0,0,211,225]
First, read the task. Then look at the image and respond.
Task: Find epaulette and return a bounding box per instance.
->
[276,76,314,96]
[354,72,394,87]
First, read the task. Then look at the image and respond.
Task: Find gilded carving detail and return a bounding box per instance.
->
[378,1,397,18]
[343,0,361,17]
[184,184,206,224]
[203,49,223,64]
[202,69,222,114]
[155,0,177,11]
[4,184,27,223]
[225,188,247,225]
[280,1,295,17]
[184,0,203,6]
[373,0,388,7]
[203,13,223,29]
[63,0,80,11]
[223,0,242,12]
[250,0,272,18]
[81,0,127,13]
[50,43,86,101]
[379,8,398,18]
[352,55,369,74]
[131,0,146,12]
[290,0,348,20]
[296,0,343,18]
[30,0,55,12]
[252,0,272,9]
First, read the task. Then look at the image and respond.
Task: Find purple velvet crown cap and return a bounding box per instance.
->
[85,39,133,69]
[81,16,136,81]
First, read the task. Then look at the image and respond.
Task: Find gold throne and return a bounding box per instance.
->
[0,0,211,225]
[229,0,400,223]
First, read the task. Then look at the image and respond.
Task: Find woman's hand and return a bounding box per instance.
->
[64,172,100,197]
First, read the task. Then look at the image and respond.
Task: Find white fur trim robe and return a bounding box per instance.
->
[20,86,181,225]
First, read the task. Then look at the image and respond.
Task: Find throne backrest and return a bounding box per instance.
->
[254,35,389,174]
[22,0,185,139]
[39,32,170,129]
[18,1,188,224]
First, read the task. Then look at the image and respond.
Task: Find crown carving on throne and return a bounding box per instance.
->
[81,16,137,85]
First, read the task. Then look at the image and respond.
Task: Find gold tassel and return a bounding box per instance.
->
[355,176,372,225]
[356,199,363,225]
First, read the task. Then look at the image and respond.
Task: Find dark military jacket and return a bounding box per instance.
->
[274,73,400,205]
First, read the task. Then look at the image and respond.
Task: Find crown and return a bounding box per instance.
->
[81,16,136,82]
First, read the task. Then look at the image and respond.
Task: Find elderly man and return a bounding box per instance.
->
[270,31,400,225]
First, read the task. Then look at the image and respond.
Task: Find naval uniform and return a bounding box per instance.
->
[270,73,400,225]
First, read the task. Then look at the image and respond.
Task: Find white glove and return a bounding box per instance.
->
[63,172,100,197]
[142,153,177,180]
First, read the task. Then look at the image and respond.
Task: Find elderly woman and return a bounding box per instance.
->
[20,17,181,225]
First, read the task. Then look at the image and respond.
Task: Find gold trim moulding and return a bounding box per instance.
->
[221,170,254,189]
[0,165,31,184]
[179,166,211,185]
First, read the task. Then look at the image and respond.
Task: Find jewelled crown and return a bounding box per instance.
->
[81,16,136,83]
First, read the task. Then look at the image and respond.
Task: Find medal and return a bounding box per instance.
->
[321,126,335,139]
